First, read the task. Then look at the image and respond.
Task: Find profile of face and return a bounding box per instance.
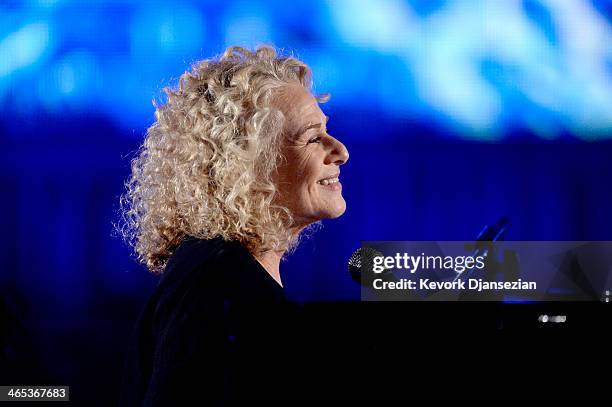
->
[272,84,350,229]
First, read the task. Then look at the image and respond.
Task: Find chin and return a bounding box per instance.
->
[323,200,347,219]
[328,210,345,219]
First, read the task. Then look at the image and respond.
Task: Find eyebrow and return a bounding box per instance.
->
[295,116,329,138]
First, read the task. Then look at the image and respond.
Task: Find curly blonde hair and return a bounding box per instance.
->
[119,45,326,273]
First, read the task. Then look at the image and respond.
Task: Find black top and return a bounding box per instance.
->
[119,236,298,406]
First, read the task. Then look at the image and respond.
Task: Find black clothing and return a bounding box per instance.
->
[119,237,298,406]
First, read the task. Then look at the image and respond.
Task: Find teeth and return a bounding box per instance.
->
[318,177,339,185]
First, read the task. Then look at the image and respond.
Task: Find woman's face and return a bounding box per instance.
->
[273,84,349,228]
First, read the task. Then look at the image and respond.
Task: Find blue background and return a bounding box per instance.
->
[1,0,611,404]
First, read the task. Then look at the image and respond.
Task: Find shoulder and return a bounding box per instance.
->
[143,235,287,346]
[162,235,242,283]
[121,237,290,406]
[156,236,285,312]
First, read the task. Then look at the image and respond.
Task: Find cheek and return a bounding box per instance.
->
[300,161,321,195]
[275,161,303,203]
[287,151,317,183]
[277,148,323,209]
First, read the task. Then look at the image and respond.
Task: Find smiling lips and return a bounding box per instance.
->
[316,173,341,191]
[317,177,339,186]
[316,173,340,186]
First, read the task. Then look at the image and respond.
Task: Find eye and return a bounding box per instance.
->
[308,135,322,144]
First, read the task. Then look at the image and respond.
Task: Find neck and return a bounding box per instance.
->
[253,225,309,288]
[255,250,285,287]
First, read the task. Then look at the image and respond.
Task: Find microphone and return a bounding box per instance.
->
[348,247,421,301]
[348,216,511,285]
[348,247,394,286]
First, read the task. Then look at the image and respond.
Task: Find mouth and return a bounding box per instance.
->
[316,176,340,186]
[316,174,342,191]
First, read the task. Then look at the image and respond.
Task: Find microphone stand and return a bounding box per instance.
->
[453,216,510,283]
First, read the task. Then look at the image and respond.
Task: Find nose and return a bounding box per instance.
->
[324,135,349,166]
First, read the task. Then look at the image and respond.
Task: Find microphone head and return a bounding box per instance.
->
[348,247,385,286]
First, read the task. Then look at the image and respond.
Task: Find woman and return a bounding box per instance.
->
[118,45,349,406]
